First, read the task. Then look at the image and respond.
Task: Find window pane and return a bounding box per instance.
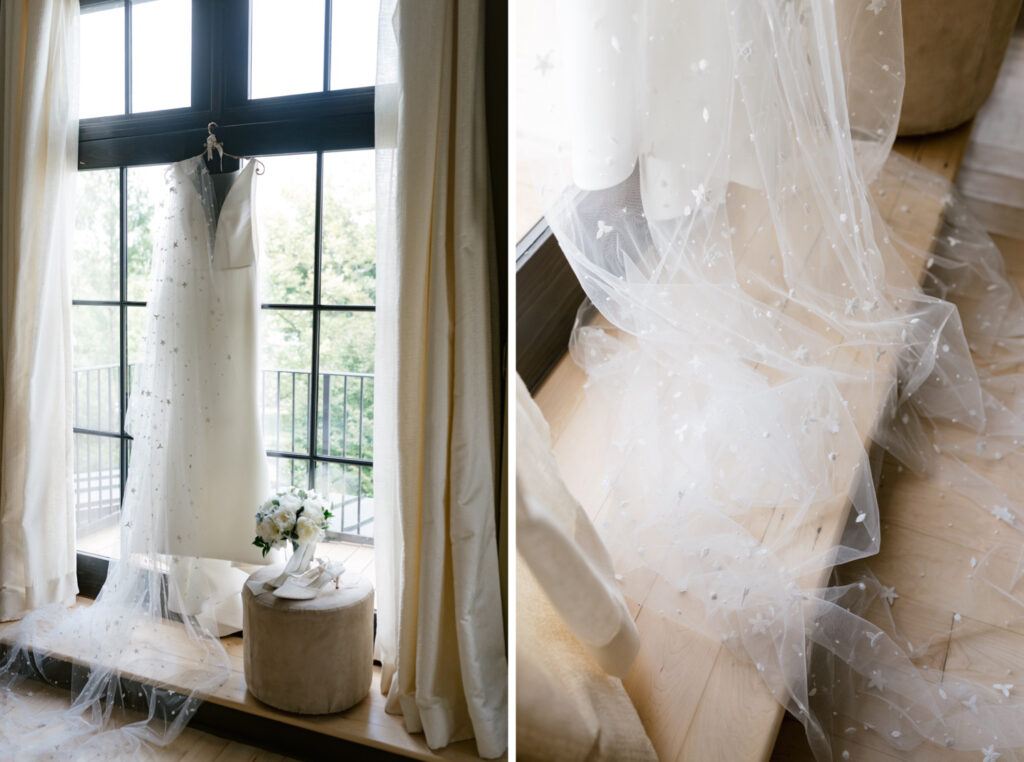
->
[330,0,379,90]
[315,461,373,538]
[74,432,122,558]
[257,154,317,304]
[321,150,375,305]
[261,309,313,454]
[80,3,125,119]
[72,305,120,433]
[318,311,374,374]
[317,311,373,459]
[131,0,192,113]
[269,455,310,493]
[127,165,167,301]
[251,0,325,98]
[73,169,120,301]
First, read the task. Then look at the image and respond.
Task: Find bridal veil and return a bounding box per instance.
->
[523,0,1024,758]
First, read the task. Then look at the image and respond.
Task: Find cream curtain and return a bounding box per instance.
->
[516,375,655,761]
[374,0,507,757]
[515,375,639,678]
[0,0,79,622]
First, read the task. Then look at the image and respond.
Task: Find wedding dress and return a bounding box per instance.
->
[523,0,1024,758]
[127,156,271,635]
[0,156,270,758]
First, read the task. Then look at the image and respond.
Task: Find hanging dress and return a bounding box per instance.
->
[0,155,269,757]
[124,155,272,633]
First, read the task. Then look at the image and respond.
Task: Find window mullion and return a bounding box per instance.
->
[118,167,129,501]
[191,0,214,112]
[218,0,251,111]
[123,0,132,115]
[307,152,325,493]
[323,0,333,92]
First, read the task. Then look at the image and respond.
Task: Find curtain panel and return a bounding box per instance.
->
[374,0,508,756]
[0,0,79,622]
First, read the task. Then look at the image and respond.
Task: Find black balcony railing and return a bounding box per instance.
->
[71,364,374,542]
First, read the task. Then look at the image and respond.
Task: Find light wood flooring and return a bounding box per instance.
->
[770,17,1024,762]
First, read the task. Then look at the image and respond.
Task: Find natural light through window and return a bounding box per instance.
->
[74,3,380,558]
[131,0,191,112]
[330,0,379,90]
[79,4,124,118]
[251,0,326,98]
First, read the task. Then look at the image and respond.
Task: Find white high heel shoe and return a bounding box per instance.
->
[273,559,347,600]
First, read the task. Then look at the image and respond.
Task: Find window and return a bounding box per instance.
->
[72,0,380,560]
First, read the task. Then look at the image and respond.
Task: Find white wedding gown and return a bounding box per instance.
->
[0,156,271,757]
[125,156,271,634]
[524,0,1024,759]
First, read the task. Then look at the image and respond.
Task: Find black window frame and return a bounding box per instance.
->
[74,0,378,583]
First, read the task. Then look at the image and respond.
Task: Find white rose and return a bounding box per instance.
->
[300,500,324,526]
[278,493,302,512]
[295,516,323,545]
[257,516,278,544]
[272,508,296,536]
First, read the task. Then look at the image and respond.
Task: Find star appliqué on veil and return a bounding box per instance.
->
[867,0,886,14]
[867,670,886,691]
[534,51,554,75]
[880,585,899,606]
[748,612,769,634]
[983,745,1002,762]
[596,220,614,240]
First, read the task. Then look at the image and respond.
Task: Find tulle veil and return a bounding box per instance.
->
[523,0,1024,758]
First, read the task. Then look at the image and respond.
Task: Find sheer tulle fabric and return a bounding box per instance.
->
[0,158,269,759]
[524,0,1024,758]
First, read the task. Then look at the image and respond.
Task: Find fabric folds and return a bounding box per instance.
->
[516,374,639,678]
[373,0,507,757]
[516,375,655,761]
[0,0,79,622]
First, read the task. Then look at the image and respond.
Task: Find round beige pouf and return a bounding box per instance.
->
[898,0,1023,135]
[242,564,374,714]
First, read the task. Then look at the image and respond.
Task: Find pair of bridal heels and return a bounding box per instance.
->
[272,559,347,600]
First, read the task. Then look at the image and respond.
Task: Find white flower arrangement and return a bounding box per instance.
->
[253,486,333,557]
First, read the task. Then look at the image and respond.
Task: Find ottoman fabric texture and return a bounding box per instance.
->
[898,0,1023,135]
[242,564,374,714]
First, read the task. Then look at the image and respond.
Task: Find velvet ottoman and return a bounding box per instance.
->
[242,564,374,714]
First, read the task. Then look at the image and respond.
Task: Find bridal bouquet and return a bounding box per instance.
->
[253,486,333,557]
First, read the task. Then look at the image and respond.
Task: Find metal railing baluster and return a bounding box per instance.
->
[322,373,331,456]
[342,374,348,458]
[291,371,297,452]
[72,365,374,540]
[358,377,364,459]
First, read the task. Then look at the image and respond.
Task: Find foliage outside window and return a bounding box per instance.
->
[72,0,379,555]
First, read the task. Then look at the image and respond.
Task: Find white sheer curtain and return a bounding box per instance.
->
[374,0,507,757]
[0,0,78,622]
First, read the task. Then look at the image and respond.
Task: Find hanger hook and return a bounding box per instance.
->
[207,121,218,136]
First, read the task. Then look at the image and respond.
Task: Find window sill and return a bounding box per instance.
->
[0,592,492,761]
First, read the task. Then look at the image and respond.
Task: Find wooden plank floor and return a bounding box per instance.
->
[533,126,974,761]
[768,24,1024,759]
[769,235,1024,762]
